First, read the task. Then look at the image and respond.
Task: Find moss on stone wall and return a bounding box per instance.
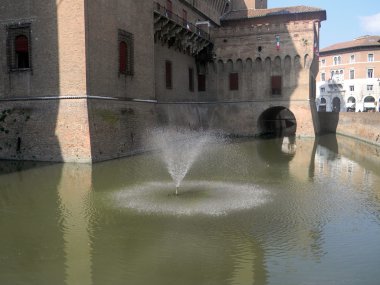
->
[94,109,120,125]
[0,109,13,134]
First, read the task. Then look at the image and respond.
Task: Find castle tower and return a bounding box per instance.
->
[232,0,268,10]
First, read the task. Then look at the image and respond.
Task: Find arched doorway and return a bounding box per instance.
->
[258,107,297,137]
[346,97,356,112]
[364,96,376,112]
[332,97,340,112]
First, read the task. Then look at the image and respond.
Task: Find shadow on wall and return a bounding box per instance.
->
[208,2,320,138]
[0,1,63,166]
[318,112,339,134]
[0,4,67,283]
[0,11,66,283]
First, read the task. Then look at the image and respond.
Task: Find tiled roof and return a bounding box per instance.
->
[221,6,326,21]
[320,35,380,53]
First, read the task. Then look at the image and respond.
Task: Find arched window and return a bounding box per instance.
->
[217,60,224,73]
[294,55,301,70]
[364,96,376,112]
[255,57,262,72]
[7,23,32,71]
[236,59,243,72]
[273,56,281,74]
[245,58,253,72]
[284,55,291,73]
[364,96,375,103]
[347,97,356,112]
[226,59,233,73]
[119,41,127,74]
[304,54,310,68]
[118,29,134,76]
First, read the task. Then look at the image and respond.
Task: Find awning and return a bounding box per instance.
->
[364,102,375,108]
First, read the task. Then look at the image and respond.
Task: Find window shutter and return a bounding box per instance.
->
[119,41,127,74]
[7,23,32,71]
[271,76,282,95]
[15,36,29,52]
[166,61,172,89]
[118,30,134,76]
[198,74,206,92]
[188,68,194,92]
[229,73,238,90]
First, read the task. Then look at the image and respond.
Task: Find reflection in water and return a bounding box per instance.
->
[0,135,380,285]
[281,136,297,155]
[229,235,267,285]
[257,137,295,165]
[0,163,66,285]
[58,164,93,285]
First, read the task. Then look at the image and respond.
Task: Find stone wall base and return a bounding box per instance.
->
[0,98,318,163]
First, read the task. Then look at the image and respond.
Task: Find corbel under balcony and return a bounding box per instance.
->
[153,2,212,56]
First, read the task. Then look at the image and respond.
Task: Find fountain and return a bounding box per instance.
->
[110,127,271,216]
[151,128,218,194]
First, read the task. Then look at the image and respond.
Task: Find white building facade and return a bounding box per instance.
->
[316,36,380,112]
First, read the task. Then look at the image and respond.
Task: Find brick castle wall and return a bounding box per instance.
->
[0,98,317,162]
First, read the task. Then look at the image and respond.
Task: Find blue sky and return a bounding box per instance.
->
[269,0,380,48]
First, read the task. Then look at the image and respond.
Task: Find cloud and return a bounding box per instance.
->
[359,13,380,33]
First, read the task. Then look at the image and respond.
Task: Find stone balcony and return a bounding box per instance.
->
[153,2,212,56]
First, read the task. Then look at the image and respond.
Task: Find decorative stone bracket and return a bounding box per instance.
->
[153,2,212,56]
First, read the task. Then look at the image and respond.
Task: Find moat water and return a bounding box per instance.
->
[1,134,380,285]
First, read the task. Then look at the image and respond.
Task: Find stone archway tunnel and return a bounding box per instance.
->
[258,106,297,137]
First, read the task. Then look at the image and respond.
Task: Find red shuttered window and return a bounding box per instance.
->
[271,76,282,95]
[119,41,127,74]
[7,23,32,71]
[229,73,239,91]
[188,68,194,92]
[15,35,30,68]
[118,30,134,76]
[198,74,206,92]
[166,61,172,89]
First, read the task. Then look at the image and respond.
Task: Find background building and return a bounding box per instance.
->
[0,0,326,162]
[316,35,380,112]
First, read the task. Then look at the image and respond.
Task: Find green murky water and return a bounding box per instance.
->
[1,134,380,285]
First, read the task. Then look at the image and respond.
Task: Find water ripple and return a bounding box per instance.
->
[110,180,271,216]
